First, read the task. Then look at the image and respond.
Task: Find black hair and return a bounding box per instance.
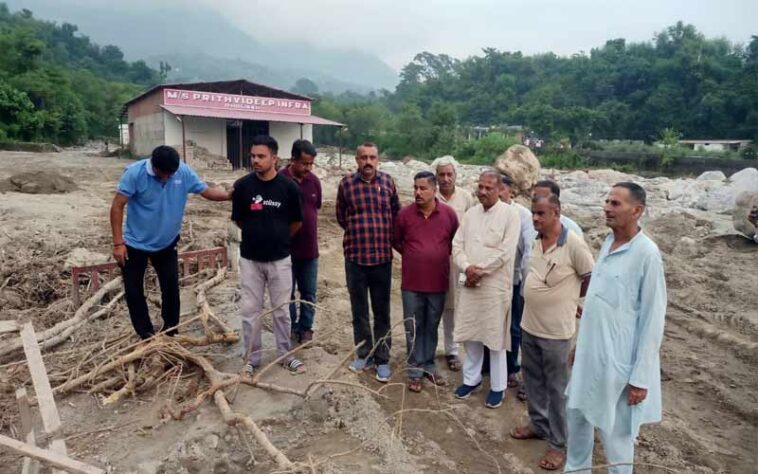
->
[292,139,317,160]
[534,179,561,197]
[532,193,561,211]
[251,135,279,155]
[501,174,514,187]
[151,145,180,173]
[357,142,378,154]
[613,181,647,206]
[414,170,437,187]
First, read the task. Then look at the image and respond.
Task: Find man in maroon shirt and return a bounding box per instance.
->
[394,171,459,392]
[279,139,322,343]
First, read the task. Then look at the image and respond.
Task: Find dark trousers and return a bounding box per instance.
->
[401,290,446,379]
[521,330,571,450]
[507,282,524,374]
[122,239,180,339]
[289,257,318,334]
[345,261,392,365]
[483,283,523,376]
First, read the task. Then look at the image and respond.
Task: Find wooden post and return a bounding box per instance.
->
[181,115,187,163]
[16,387,40,474]
[0,434,103,474]
[20,323,67,474]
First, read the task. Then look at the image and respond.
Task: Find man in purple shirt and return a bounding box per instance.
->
[394,171,459,393]
[279,139,322,343]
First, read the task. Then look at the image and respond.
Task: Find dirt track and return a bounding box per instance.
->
[0,150,756,473]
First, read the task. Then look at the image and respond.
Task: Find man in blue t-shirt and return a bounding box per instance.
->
[110,145,232,339]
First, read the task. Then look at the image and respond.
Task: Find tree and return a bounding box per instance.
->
[291,78,319,97]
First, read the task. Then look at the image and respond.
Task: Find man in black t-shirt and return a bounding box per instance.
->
[232,135,305,375]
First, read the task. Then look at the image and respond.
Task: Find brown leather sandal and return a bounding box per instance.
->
[538,449,566,471]
[408,378,423,393]
[510,425,546,440]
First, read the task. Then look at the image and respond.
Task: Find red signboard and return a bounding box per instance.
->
[163,89,311,116]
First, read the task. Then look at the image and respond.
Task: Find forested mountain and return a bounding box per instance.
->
[314,23,758,159]
[0,4,160,144]
[5,0,398,93]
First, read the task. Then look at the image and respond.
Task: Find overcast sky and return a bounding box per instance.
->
[23,0,758,70]
[204,0,757,69]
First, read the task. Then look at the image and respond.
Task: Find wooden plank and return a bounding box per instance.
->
[0,434,103,474]
[19,323,67,474]
[16,387,40,474]
[0,320,20,334]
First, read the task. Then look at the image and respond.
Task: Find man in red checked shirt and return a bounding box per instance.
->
[336,142,400,382]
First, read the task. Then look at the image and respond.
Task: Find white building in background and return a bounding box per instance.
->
[122,79,342,169]
[678,139,752,152]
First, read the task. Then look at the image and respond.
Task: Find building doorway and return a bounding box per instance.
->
[226,120,269,170]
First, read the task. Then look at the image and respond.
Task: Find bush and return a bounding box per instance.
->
[454,132,520,165]
[741,144,757,160]
[537,150,588,169]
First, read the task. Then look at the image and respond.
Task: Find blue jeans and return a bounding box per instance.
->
[401,290,446,379]
[289,257,318,334]
[507,282,524,374]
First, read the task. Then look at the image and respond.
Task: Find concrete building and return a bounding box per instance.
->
[122,79,343,168]
[679,139,752,152]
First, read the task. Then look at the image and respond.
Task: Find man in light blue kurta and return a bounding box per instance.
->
[565,182,666,474]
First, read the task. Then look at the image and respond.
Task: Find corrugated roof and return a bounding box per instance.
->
[124,79,311,108]
[160,104,344,126]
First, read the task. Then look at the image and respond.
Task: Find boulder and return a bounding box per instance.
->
[729,167,758,194]
[733,191,758,242]
[494,145,541,197]
[696,170,727,181]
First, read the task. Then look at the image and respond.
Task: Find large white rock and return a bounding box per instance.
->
[729,167,758,194]
[696,170,727,181]
[495,145,541,197]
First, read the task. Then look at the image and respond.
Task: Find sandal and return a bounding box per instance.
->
[510,425,545,440]
[284,358,306,374]
[538,448,566,471]
[408,378,423,393]
[507,373,519,388]
[445,355,462,372]
[517,386,528,402]
[424,372,447,386]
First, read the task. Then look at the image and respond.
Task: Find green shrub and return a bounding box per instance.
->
[454,132,520,165]
[538,150,588,169]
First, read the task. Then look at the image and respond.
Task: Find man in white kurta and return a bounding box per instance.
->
[565,182,666,474]
[452,171,521,408]
[433,155,477,371]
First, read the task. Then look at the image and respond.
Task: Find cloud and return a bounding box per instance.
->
[12,0,758,70]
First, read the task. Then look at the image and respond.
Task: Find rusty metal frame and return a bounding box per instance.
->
[71,247,228,307]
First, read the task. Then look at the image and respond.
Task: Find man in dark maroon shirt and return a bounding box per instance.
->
[394,171,459,393]
[279,139,322,343]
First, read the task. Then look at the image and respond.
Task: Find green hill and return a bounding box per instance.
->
[0,3,161,145]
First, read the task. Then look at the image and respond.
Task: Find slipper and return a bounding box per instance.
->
[424,372,447,386]
[538,448,566,471]
[510,425,545,440]
[445,355,462,372]
[507,374,519,388]
[284,358,306,374]
[408,378,423,393]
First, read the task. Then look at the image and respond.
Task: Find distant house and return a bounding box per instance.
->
[678,139,752,152]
